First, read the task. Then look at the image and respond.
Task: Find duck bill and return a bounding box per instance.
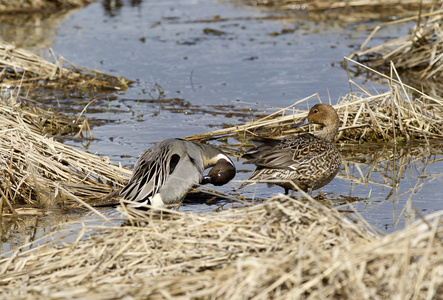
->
[201,175,211,185]
[292,117,311,129]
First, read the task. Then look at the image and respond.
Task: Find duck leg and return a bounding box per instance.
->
[307,187,313,196]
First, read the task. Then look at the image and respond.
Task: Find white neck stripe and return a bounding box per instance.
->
[214,153,234,166]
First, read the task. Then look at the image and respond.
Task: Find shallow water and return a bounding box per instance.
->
[1,0,442,253]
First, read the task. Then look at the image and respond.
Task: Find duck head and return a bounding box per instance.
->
[292,103,339,141]
[201,158,236,186]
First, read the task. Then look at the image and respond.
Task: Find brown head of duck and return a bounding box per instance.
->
[292,103,340,141]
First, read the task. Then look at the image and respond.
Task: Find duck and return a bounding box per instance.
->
[240,103,342,195]
[119,138,236,208]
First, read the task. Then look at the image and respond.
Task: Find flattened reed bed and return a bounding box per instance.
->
[0,98,131,209]
[0,41,131,90]
[0,195,442,299]
[0,98,91,137]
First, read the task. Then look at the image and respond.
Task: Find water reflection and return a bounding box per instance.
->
[102,0,143,17]
[0,11,79,53]
[0,207,124,254]
[339,142,443,232]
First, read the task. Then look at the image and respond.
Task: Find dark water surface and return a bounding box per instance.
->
[1,0,442,252]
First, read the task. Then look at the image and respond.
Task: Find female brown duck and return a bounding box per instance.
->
[240,103,341,195]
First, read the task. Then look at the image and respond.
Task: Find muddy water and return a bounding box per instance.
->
[1,0,442,252]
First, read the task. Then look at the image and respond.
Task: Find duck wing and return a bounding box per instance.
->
[243,134,327,169]
[120,145,171,203]
[120,139,205,205]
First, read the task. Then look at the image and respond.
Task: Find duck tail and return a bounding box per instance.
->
[94,189,122,207]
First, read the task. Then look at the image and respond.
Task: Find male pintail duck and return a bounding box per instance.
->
[240,103,341,195]
[120,138,236,208]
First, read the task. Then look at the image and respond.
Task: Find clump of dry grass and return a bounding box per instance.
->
[0,94,92,137]
[241,0,441,22]
[0,0,93,13]
[0,194,441,299]
[350,8,443,86]
[245,0,440,11]
[0,41,131,91]
[0,93,131,211]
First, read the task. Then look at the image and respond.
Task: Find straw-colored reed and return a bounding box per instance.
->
[0,94,130,211]
[350,8,443,88]
[0,0,93,13]
[245,0,441,12]
[0,41,131,90]
[1,55,441,211]
[0,194,441,299]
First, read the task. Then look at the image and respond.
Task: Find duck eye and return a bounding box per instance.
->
[313,109,319,114]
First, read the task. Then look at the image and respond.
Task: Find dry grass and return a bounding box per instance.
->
[245,0,441,12]
[0,194,441,299]
[0,41,131,91]
[0,6,441,296]
[0,94,91,137]
[0,92,130,211]
[240,0,442,23]
[350,8,443,94]
[0,0,93,13]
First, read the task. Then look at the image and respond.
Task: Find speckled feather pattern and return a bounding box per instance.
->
[241,103,342,193]
[242,134,341,191]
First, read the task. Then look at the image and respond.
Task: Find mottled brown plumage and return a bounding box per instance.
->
[240,103,342,194]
